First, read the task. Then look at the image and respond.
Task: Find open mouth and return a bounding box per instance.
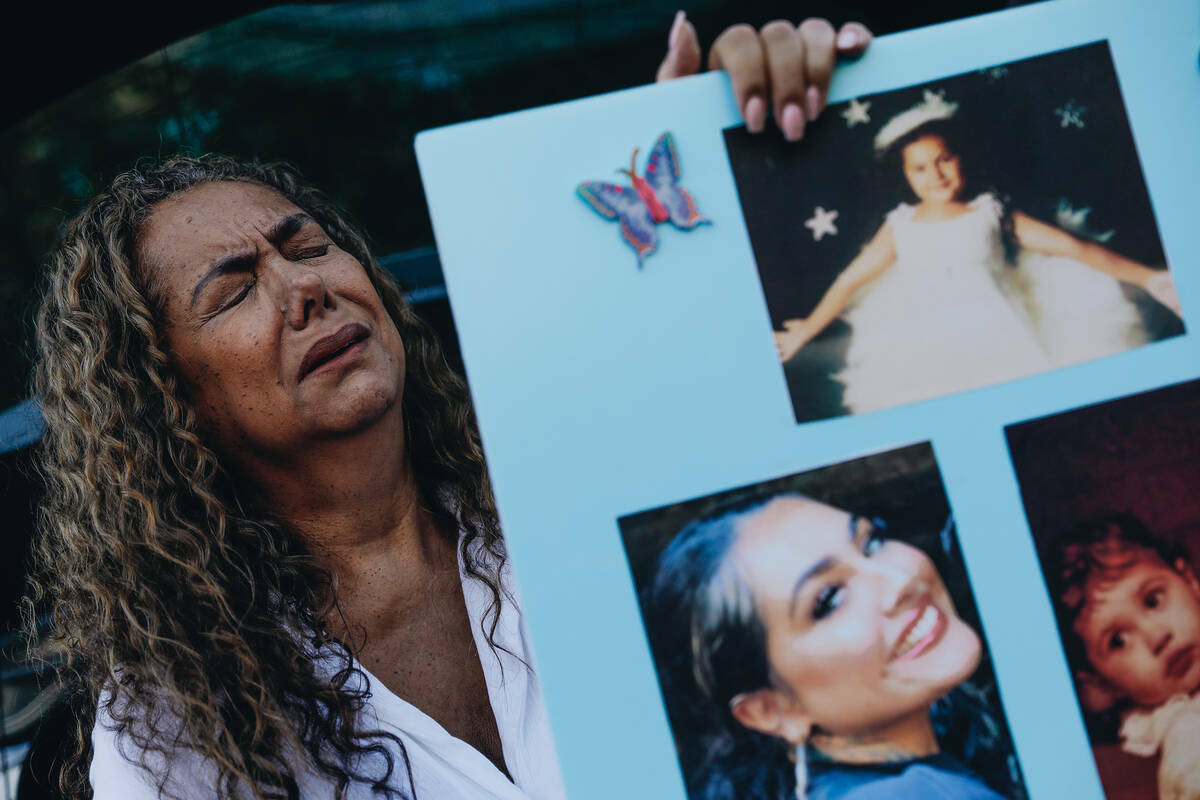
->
[299,323,370,381]
[1165,644,1197,681]
[891,600,946,662]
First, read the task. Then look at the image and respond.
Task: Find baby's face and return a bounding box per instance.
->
[1074,556,1200,707]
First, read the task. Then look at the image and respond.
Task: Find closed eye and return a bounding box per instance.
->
[210,278,256,317]
[292,243,330,260]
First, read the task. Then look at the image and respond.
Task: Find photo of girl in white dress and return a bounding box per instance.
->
[725,43,1184,423]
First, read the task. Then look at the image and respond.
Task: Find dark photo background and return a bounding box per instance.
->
[724,41,1181,423]
[619,443,1027,800]
[1007,379,1200,800]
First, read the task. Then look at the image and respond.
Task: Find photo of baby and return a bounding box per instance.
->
[1007,379,1200,800]
[619,443,1027,799]
[725,42,1183,423]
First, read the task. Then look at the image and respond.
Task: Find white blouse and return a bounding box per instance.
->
[90,540,567,799]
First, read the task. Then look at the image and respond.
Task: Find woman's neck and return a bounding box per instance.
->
[242,405,460,638]
[809,707,939,764]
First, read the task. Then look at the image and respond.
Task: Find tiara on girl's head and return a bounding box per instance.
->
[874,90,959,154]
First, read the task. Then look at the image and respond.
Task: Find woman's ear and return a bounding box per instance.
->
[1075,669,1123,712]
[730,689,812,745]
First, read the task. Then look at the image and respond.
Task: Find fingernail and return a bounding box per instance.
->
[745,96,767,133]
[837,30,858,50]
[805,86,821,121]
[668,10,686,50]
[782,103,805,141]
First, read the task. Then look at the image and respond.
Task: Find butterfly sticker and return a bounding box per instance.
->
[576,132,709,268]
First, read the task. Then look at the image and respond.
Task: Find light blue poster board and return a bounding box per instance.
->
[416,1,1200,797]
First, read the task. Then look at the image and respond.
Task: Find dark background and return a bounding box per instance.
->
[724,41,1181,423]
[1007,378,1200,588]
[619,443,1026,799]
[0,0,1037,414]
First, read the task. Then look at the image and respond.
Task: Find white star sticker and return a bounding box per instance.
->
[805,207,839,241]
[841,98,871,127]
[1055,199,1114,242]
[1054,102,1086,129]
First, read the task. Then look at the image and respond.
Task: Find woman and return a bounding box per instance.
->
[26,16,874,799]
[643,494,1020,799]
[773,95,1181,415]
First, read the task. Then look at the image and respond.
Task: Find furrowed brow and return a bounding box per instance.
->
[266,213,314,248]
[189,251,257,311]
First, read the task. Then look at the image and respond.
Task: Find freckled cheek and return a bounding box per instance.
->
[188,337,283,409]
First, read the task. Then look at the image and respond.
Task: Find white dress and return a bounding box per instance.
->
[89,535,568,800]
[1120,692,1200,800]
[835,193,1145,414]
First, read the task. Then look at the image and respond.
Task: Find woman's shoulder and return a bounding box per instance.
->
[968,192,1004,219]
[91,690,211,799]
[808,756,1006,800]
[884,202,917,227]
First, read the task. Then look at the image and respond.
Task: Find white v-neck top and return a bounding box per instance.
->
[90,540,567,799]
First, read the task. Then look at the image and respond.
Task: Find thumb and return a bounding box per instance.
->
[656,11,702,82]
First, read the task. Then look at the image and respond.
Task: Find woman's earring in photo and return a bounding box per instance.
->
[780,720,812,799]
[793,743,808,800]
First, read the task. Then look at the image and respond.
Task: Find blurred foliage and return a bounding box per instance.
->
[0,0,1013,410]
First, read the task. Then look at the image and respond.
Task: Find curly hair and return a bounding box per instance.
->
[1050,513,1188,733]
[26,155,507,799]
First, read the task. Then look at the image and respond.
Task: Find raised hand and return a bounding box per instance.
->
[657,12,872,141]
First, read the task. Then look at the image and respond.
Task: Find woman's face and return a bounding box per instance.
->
[901,134,964,205]
[731,496,981,737]
[138,180,407,463]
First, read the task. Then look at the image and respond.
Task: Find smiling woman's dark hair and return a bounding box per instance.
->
[28,154,505,799]
[642,495,789,800]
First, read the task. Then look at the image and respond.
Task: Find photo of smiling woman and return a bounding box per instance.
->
[619,444,1026,800]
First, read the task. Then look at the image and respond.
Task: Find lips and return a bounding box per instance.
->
[1165,644,1197,681]
[891,599,947,662]
[298,323,369,381]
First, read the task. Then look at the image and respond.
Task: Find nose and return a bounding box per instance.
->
[1149,628,1173,657]
[279,267,334,330]
[865,559,922,615]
